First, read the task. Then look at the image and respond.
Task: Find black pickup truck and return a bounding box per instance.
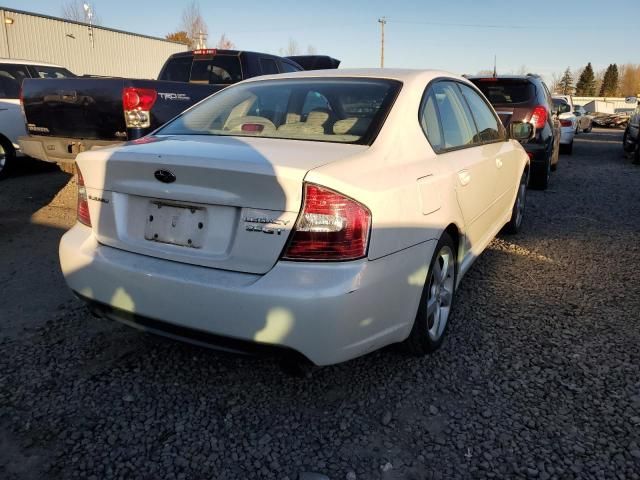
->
[19,49,339,169]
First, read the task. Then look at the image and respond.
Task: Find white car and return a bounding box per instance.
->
[553,97,575,154]
[0,58,75,179]
[573,105,593,133]
[60,69,532,366]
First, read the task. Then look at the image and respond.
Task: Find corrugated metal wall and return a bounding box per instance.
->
[0,8,187,78]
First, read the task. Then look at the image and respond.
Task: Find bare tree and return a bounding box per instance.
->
[476,69,494,76]
[550,72,563,93]
[515,65,528,75]
[180,1,208,49]
[307,44,317,55]
[280,38,300,56]
[216,34,235,49]
[61,0,101,24]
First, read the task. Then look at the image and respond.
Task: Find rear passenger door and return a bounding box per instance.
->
[457,82,519,214]
[421,81,499,253]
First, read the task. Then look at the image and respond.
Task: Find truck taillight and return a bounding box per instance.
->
[193,49,217,55]
[530,105,548,129]
[282,183,371,261]
[122,87,157,129]
[76,167,91,227]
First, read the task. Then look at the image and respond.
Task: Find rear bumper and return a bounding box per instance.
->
[60,224,435,365]
[559,127,575,145]
[18,135,122,163]
[522,142,549,165]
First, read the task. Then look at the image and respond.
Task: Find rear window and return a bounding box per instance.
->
[470,79,536,105]
[159,55,242,84]
[29,65,75,79]
[0,64,29,99]
[157,78,401,145]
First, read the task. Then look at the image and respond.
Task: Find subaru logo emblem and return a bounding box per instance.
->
[154,169,176,184]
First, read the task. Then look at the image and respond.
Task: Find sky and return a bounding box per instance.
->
[5,0,639,82]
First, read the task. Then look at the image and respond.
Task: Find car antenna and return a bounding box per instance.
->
[493,54,497,78]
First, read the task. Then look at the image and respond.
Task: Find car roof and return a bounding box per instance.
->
[0,57,64,68]
[241,68,467,84]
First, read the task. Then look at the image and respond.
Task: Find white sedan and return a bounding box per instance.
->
[60,69,532,366]
[553,98,576,154]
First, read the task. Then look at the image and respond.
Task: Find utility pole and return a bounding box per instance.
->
[378,17,387,68]
[83,3,94,48]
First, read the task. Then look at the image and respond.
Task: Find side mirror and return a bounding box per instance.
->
[510,121,534,141]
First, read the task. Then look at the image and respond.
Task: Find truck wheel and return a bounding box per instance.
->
[0,139,15,180]
[58,162,75,175]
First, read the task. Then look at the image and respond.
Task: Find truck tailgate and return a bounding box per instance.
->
[21,78,221,142]
[22,77,128,140]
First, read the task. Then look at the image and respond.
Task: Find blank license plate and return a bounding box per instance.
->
[144,201,206,248]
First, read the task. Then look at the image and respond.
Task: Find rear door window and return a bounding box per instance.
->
[28,65,75,78]
[280,61,301,73]
[430,81,477,150]
[457,83,503,143]
[259,58,279,75]
[419,88,444,151]
[471,79,535,105]
[0,64,29,99]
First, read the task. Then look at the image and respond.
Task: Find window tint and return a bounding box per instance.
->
[458,83,503,142]
[419,89,444,151]
[29,65,75,78]
[260,58,279,75]
[190,56,242,84]
[0,64,29,99]
[431,81,477,150]
[280,61,301,73]
[158,56,192,82]
[471,79,535,105]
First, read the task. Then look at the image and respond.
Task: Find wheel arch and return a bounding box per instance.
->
[0,133,16,157]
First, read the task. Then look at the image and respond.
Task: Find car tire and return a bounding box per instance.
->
[503,169,527,234]
[0,138,15,180]
[623,129,635,154]
[530,155,550,190]
[58,162,75,175]
[403,232,457,356]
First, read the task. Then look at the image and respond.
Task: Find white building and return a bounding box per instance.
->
[0,7,187,79]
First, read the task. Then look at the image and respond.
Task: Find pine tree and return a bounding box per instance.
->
[610,64,619,96]
[575,63,595,96]
[599,65,613,96]
[559,68,574,95]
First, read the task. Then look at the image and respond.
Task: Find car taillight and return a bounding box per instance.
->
[122,87,157,129]
[530,105,548,129]
[282,183,371,261]
[77,168,91,227]
[560,119,572,127]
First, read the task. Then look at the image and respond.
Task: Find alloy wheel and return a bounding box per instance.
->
[426,245,455,341]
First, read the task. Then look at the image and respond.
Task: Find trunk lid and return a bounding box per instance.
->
[77,135,367,274]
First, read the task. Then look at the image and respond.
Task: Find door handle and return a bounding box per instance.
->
[458,170,471,186]
[496,158,503,168]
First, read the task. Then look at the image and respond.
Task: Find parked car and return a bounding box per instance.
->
[553,98,575,154]
[0,58,75,179]
[468,74,560,190]
[59,69,533,366]
[623,102,640,164]
[19,49,339,172]
[573,105,593,133]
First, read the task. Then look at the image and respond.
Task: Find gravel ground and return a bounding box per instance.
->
[1,129,639,480]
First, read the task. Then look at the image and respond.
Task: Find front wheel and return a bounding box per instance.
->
[403,233,457,355]
[503,170,527,234]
